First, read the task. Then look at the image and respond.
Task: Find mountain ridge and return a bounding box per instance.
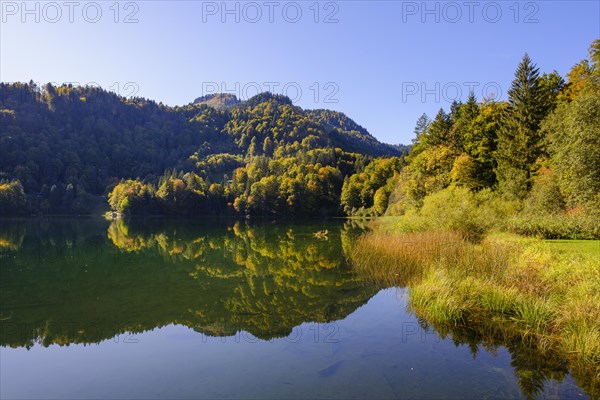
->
[0,82,407,215]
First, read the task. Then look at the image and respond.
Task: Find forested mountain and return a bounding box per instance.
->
[0,86,404,216]
[307,109,410,156]
[1,39,597,224]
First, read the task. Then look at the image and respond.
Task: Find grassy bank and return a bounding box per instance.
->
[349,225,600,394]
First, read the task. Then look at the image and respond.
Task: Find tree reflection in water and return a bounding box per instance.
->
[0,218,595,398]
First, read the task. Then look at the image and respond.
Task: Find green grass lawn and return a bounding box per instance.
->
[545,239,600,256]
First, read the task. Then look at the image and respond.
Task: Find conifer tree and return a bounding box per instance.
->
[496,54,548,198]
[417,108,452,151]
[412,113,430,144]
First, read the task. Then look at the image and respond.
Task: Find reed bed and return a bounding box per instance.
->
[349,228,600,392]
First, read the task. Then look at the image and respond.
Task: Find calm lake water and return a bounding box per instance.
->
[0,218,589,399]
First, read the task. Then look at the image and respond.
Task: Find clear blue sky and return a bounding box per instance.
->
[1,0,598,145]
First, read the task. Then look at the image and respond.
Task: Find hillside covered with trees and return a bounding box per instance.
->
[0,39,598,227]
[0,87,406,216]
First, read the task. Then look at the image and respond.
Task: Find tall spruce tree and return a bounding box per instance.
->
[424,108,453,147]
[451,92,479,152]
[496,54,549,199]
[412,113,430,144]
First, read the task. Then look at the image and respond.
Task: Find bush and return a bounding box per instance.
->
[383,186,522,241]
[387,182,596,240]
[523,167,565,215]
[418,186,486,241]
[418,186,521,241]
[507,213,600,239]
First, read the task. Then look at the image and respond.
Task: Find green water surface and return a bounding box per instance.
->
[0,218,589,399]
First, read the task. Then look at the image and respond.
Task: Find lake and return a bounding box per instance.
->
[0,218,589,399]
